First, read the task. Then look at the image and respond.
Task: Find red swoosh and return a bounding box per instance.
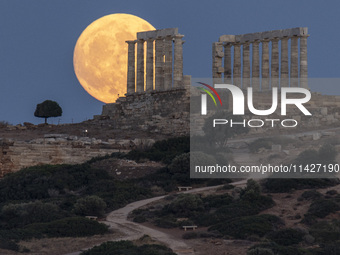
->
[197,82,223,106]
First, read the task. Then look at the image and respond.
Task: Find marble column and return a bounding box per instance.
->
[223,43,232,84]
[300,35,308,89]
[164,36,173,90]
[233,42,241,86]
[261,39,270,91]
[136,39,145,93]
[280,37,289,87]
[126,40,136,94]
[242,42,250,89]
[155,37,164,91]
[173,34,184,88]
[252,40,260,91]
[290,36,299,87]
[212,42,224,84]
[271,38,280,88]
[146,38,154,92]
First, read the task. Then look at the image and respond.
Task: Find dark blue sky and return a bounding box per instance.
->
[1,0,339,125]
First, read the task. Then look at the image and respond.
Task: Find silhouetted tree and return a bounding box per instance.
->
[34,100,62,124]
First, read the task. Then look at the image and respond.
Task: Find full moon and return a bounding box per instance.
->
[73,14,155,103]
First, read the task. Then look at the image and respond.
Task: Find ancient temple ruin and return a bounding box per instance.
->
[100,28,190,136]
[125,28,185,93]
[99,26,340,137]
[212,27,309,90]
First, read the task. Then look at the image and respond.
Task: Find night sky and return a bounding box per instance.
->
[1,0,340,125]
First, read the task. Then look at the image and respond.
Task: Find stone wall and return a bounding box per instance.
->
[0,134,155,178]
[99,77,191,136]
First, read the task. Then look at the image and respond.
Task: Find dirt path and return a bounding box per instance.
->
[104,181,248,255]
[65,181,247,255]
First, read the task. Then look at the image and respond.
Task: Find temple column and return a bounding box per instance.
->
[155,37,164,91]
[126,40,136,94]
[300,35,309,89]
[280,37,289,87]
[261,39,270,91]
[223,43,232,84]
[164,36,173,90]
[290,36,299,87]
[271,38,279,88]
[242,42,250,88]
[233,42,241,87]
[212,42,224,84]
[136,39,145,93]
[173,34,184,88]
[146,38,154,92]
[252,40,260,91]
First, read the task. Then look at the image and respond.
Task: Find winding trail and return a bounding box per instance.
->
[103,181,247,255]
[66,180,247,255]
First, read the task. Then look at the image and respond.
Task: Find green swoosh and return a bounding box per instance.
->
[197,87,217,106]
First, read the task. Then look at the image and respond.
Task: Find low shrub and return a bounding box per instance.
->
[125,136,189,164]
[73,195,107,217]
[25,217,108,238]
[308,199,339,218]
[202,194,233,209]
[154,216,178,229]
[298,190,323,201]
[190,151,217,169]
[326,189,338,196]
[219,184,234,190]
[249,138,273,153]
[0,201,66,228]
[0,238,20,252]
[209,214,282,239]
[247,247,274,255]
[81,240,176,255]
[166,194,204,217]
[133,215,146,223]
[249,243,306,255]
[266,228,304,246]
[310,220,340,243]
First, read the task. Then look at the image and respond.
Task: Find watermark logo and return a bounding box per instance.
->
[196,82,222,115]
[200,83,312,116]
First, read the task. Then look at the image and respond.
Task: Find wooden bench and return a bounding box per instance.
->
[178,186,192,191]
[85,216,98,221]
[182,225,198,231]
